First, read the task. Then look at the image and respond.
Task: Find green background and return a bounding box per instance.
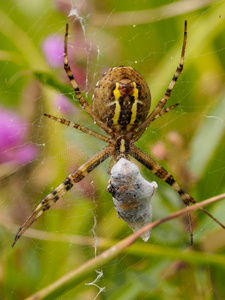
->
[1,0,225,299]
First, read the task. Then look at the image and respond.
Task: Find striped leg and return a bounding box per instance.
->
[130,144,225,243]
[12,146,113,247]
[133,21,187,142]
[151,103,179,122]
[64,24,112,135]
[130,144,194,205]
[44,114,110,143]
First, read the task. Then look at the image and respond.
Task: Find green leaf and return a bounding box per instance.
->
[189,93,225,177]
[34,71,74,100]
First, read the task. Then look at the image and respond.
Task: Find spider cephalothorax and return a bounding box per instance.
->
[12,21,224,247]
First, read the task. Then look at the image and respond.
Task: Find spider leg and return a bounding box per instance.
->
[44,114,110,143]
[130,144,194,205]
[12,146,113,247]
[130,144,225,242]
[150,103,179,123]
[64,24,112,135]
[133,21,187,142]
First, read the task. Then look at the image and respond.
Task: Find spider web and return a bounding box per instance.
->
[1,0,225,299]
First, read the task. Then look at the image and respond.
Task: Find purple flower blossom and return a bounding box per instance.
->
[0,106,38,165]
[42,35,64,68]
[54,0,89,17]
[54,94,77,115]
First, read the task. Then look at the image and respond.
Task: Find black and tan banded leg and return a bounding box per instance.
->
[12,146,113,247]
[129,105,180,142]
[150,103,179,123]
[133,21,187,142]
[130,144,194,205]
[44,114,110,143]
[130,144,225,243]
[64,24,112,135]
[130,144,194,243]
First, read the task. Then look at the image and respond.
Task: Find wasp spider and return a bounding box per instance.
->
[12,21,224,247]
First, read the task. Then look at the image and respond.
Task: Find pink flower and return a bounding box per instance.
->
[53,94,77,115]
[0,106,38,165]
[42,35,64,68]
[54,0,89,16]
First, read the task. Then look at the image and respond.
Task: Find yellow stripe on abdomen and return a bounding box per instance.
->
[112,82,121,125]
[130,82,139,124]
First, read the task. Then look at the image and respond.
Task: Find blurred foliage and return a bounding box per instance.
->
[0,0,225,299]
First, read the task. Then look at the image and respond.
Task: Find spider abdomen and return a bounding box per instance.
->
[93,66,151,132]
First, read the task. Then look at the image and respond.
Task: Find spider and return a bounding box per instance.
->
[12,21,224,247]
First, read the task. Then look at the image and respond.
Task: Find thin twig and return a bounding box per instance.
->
[25,193,225,300]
